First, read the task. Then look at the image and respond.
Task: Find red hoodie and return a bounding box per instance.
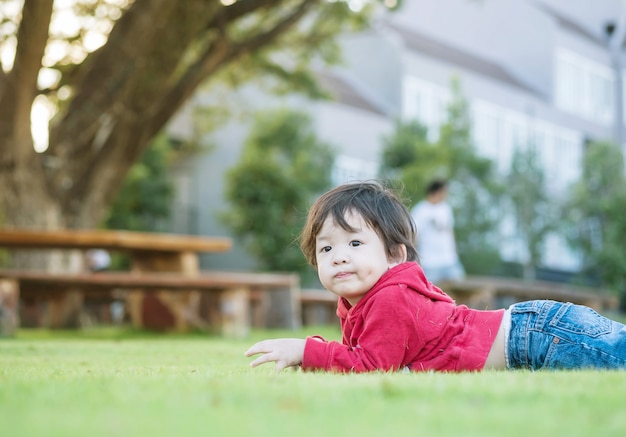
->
[302,262,504,373]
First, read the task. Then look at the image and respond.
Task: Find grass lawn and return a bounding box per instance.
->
[1,325,625,437]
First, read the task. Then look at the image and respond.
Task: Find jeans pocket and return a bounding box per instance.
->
[509,300,543,315]
[548,302,611,338]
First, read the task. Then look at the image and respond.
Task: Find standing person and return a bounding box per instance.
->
[245,181,626,373]
[84,249,124,324]
[85,249,111,272]
[410,179,465,284]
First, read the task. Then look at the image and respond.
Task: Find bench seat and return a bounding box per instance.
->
[438,276,619,312]
[295,277,620,327]
[0,270,301,338]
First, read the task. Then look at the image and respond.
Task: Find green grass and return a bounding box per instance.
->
[1,326,625,437]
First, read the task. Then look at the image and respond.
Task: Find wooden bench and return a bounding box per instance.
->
[0,227,233,332]
[438,276,619,312]
[0,270,301,338]
[294,275,620,328]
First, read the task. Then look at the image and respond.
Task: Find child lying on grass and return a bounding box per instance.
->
[246,181,626,373]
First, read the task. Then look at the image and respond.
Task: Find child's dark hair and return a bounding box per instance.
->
[300,181,418,267]
[426,179,447,195]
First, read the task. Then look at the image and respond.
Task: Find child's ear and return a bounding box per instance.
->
[389,244,407,267]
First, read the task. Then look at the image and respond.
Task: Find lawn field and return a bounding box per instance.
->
[1,326,625,437]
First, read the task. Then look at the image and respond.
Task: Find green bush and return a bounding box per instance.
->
[222,108,335,279]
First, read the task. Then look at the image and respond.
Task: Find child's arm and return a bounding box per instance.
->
[246,302,425,373]
[245,338,306,372]
[245,289,431,373]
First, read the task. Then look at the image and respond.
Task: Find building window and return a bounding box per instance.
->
[404,76,585,270]
[332,154,379,186]
[403,78,584,194]
[555,48,614,126]
[402,76,450,141]
[472,99,583,195]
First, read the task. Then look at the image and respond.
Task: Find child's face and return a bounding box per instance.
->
[315,211,398,306]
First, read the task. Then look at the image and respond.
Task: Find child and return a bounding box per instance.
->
[245,181,626,372]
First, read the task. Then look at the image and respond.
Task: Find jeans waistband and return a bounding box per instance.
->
[502,307,512,369]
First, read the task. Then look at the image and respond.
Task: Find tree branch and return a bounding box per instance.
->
[0,0,53,165]
[206,0,277,31]
[46,0,322,224]
[0,65,7,101]
[48,0,222,215]
[148,0,320,138]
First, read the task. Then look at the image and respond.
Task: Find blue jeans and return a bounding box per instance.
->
[507,300,626,370]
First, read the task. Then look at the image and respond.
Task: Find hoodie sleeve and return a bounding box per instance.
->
[301,288,426,372]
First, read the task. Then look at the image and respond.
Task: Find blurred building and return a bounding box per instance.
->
[166,0,626,276]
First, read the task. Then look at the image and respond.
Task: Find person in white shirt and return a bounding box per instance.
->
[410,179,465,284]
[85,249,111,272]
[84,249,124,323]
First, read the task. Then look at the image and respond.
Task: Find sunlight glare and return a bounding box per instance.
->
[50,6,81,37]
[84,31,107,52]
[347,0,365,12]
[44,39,69,66]
[31,96,52,153]
[38,68,61,90]
[0,39,16,71]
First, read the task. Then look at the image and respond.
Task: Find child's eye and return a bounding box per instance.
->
[320,246,331,253]
[349,240,362,247]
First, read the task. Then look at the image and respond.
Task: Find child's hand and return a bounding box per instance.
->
[245,338,306,372]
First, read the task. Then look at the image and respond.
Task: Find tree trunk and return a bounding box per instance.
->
[0,0,318,237]
[0,0,326,329]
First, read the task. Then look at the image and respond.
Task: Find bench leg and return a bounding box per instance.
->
[158,290,208,333]
[467,287,496,310]
[46,290,84,329]
[126,290,144,329]
[302,302,337,326]
[220,287,250,339]
[127,290,208,333]
[448,287,496,310]
[0,279,19,337]
[254,286,302,330]
[579,298,601,312]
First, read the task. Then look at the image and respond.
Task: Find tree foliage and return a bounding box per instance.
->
[0,0,390,232]
[506,145,555,279]
[379,78,502,274]
[0,0,393,269]
[379,118,441,200]
[222,108,335,277]
[437,80,502,274]
[564,140,626,292]
[104,133,175,232]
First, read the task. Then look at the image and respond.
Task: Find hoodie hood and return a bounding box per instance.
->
[336,262,454,318]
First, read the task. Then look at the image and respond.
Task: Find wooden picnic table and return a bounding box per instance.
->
[0,269,301,338]
[0,228,232,269]
[0,227,233,332]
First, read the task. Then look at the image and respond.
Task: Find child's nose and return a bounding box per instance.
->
[332,249,349,264]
